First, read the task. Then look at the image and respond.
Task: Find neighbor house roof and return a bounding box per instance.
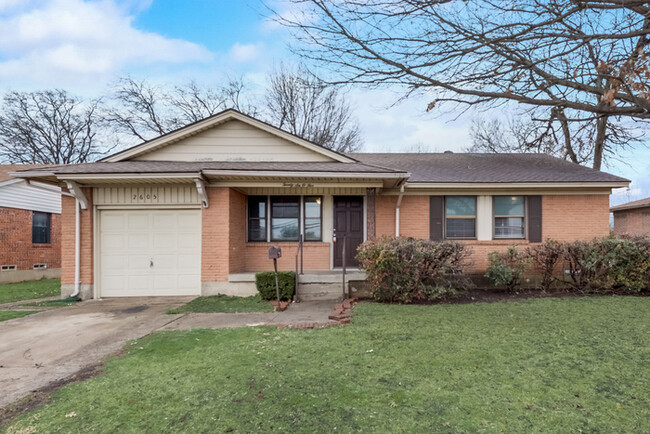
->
[0,164,49,184]
[348,153,629,184]
[610,197,650,212]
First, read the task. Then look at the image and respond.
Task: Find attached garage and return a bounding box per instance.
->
[99,209,201,297]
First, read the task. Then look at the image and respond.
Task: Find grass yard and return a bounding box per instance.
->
[0,279,60,304]
[166,294,274,314]
[4,297,649,432]
[0,310,39,322]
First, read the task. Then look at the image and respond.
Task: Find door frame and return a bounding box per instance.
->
[94,204,202,299]
[330,195,367,269]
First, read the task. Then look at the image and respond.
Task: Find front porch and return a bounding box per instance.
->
[223,270,368,301]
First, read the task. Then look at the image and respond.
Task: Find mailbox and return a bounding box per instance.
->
[268,246,282,259]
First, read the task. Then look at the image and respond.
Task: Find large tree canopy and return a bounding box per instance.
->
[0,90,104,164]
[275,0,650,168]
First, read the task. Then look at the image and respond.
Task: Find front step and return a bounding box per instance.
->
[296,272,366,301]
[297,283,345,301]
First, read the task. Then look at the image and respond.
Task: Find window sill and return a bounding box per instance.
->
[32,244,52,248]
[246,242,329,247]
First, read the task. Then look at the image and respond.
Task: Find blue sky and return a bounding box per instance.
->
[0,0,647,204]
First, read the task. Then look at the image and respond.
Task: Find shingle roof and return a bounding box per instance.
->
[348,153,629,183]
[16,161,406,175]
[0,164,49,183]
[610,197,650,212]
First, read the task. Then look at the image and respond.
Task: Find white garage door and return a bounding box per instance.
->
[100,209,201,297]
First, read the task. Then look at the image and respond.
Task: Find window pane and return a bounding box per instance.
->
[304,197,321,218]
[248,196,266,218]
[446,218,475,238]
[305,218,321,241]
[494,196,524,216]
[272,218,299,240]
[248,219,266,242]
[446,196,476,216]
[495,217,525,238]
[272,197,299,218]
[32,212,50,244]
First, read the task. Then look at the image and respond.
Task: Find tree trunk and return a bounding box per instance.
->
[592,115,608,170]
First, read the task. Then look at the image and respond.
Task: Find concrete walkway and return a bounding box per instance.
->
[0,298,336,410]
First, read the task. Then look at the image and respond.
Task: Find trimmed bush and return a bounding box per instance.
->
[485,246,532,291]
[527,239,564,291]
[255,271,296,301]
[356,236,472,303]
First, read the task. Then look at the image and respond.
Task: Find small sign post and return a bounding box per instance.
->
[268,246,282,311]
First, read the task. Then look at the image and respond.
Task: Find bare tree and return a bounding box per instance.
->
[273,0,650,168]
[469,110,642,166]
[104,77,259,144]
[0,90,105,164]
[265,65,363,152]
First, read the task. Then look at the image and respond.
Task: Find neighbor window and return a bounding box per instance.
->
[494,196,525,239]
[32,212,51,244]
[271,196,300,241]
[247,196,267,242]
[445,196,476,238]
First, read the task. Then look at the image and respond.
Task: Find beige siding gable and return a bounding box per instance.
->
[133,120,334,162]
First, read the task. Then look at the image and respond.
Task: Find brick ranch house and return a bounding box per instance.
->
[12,110,629,299]
[0,165,61,284]
[611,197,650,237]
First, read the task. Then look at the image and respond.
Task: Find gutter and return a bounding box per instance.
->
[64,181,88,298]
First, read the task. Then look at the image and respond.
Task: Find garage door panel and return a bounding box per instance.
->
[100,209,201,297]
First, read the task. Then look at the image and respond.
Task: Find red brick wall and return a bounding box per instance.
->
[61,188,93,285]
[613,207,650,237]
[374,193,611,274]
[244,243,331,271]
[201,187,230,282]
[229,189,247,274]
[0,207,61,270]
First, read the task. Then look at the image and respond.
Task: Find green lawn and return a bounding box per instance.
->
[0,279,60,304]
[0,310,40,322]
[4,297,649,433]
[166,294,274,314]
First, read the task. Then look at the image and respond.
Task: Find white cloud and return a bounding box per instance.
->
[0,0,211,88]
[229,42,263,63]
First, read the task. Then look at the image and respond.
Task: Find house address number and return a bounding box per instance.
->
[132,193,158,200]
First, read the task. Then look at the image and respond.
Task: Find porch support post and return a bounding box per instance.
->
[366,187,376,240]
[395,184,405,237]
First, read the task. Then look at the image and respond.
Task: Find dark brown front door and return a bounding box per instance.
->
[333,196,364,268]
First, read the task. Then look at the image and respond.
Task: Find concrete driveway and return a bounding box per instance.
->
[0,297,337,410]
[0,297,192,409]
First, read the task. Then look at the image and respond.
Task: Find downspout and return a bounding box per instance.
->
[395,183,405,237]
[64,181,88,298]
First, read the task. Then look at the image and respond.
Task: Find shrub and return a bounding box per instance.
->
[255,271,296,301]
[527,239,564,291]
[485,246,531,291]
[356,236,472,303]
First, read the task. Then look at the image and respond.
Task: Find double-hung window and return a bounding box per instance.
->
[445,196,476,239]
[32,212,51,244]
[494,196,526,239]
[247,196,267,242]
[248,195,323,242]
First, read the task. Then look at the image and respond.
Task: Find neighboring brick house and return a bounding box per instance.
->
[11,110,629,299]
[611,197,650,237]
[0,165,61,284]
